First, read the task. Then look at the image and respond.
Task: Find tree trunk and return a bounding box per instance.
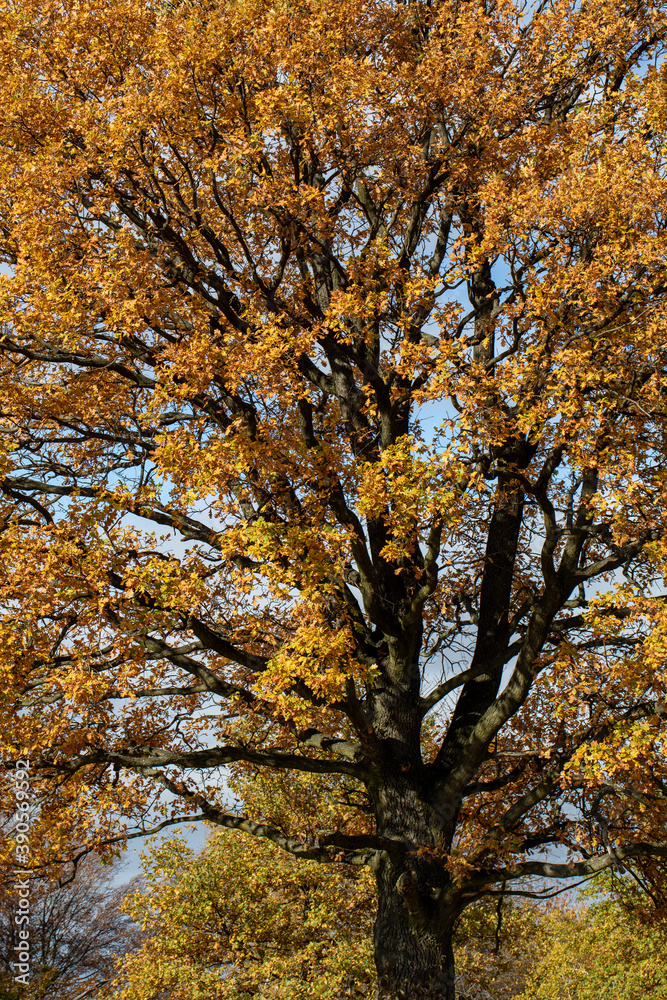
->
[367,648,461,999]
[372,853,458,1000]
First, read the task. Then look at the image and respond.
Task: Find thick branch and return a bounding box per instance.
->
[468,842,667,889]
[48,743,364,777]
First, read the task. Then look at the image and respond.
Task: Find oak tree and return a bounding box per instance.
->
[1,0,667,996]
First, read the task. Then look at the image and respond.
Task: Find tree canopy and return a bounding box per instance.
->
[1,0,667,996]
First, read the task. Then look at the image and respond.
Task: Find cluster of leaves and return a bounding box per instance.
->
[519,875,667,1000]
[115,830,375,1000]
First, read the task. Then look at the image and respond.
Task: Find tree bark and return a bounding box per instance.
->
[373,852,457,1000]
[364,635,463,1000]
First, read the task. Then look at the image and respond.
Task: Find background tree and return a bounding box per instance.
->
[517,876,667,1000]
[0,855,140,1000]
[115,827,375,1000]
[1,0,667,997]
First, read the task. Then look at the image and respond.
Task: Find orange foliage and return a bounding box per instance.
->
[0,0,667,994]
